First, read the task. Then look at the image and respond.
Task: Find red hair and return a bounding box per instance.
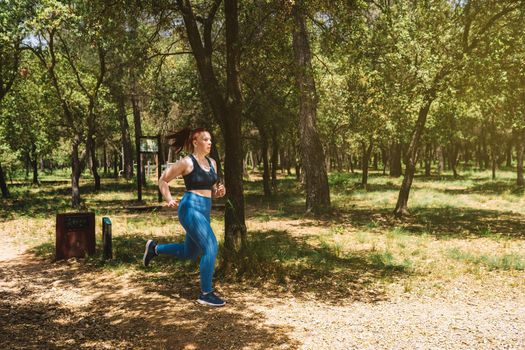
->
[166,127,209,154]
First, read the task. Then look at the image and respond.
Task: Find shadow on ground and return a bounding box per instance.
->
[215,229,408,304]
[0,252,298,350]
[286,205,525,240]
[444,180,525,195]
[34,228,407,305]
[6,225,409,348]
[0,180,165,220]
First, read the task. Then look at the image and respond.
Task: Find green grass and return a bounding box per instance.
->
[447,248,525,271]
[6,167,525,301]
[369,250,412,271]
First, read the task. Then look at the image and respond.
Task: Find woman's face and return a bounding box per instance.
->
[193,131,212,155]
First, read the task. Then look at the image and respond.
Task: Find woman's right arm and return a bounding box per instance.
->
[158,158,191,207]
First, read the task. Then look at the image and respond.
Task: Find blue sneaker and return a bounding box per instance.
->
[143,240,157,267]
[197,291,226,307]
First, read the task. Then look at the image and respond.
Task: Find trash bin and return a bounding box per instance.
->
[56,213,95,260]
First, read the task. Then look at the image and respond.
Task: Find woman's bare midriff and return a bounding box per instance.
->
[188,189,212,198]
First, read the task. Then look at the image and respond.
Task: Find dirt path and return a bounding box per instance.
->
[1,240,524,349]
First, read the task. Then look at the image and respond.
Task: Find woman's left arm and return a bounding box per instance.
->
[211,158,226,198]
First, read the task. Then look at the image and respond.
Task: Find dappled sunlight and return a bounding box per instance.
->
[0,253,298,349]
[2,171,525,348]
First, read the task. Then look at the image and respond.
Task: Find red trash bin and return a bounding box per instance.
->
[55,213,95,260]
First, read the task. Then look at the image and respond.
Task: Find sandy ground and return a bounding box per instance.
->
[1,230,524,349]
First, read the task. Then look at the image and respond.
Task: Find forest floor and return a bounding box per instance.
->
[1,170,524,349]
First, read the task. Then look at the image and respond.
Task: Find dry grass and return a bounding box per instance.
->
[1,170,525,348]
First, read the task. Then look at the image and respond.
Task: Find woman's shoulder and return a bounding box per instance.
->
[175,156,194,174]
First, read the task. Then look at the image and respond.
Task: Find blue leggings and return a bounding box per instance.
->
[156,192,218,293]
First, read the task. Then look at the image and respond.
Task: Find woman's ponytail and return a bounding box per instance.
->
[166,127,192,154]
[166,127,208,154]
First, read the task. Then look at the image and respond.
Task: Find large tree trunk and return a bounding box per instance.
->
[223,0,247,262]
[177,0,247,268]
[361,140,373,188]
[292,3,330,214]
[389,142,402,177]
[0,161,9,198]
[394,96,434,217]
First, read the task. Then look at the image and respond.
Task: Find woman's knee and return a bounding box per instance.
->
[204,240,218,257]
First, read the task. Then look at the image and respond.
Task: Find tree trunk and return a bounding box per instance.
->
[491,146,497,180]
[179,0,248,260]
[380,145,388,175]
[30,141,39,185]
[506,140,512,168]
[372,152,378,171]
[0,161,9,198]
[464,144,471,165]
[517,138,524,187]
[25,152,30,179]
[115,88,134,179]
[424,143,432,176]
[436,145,444,176]
[292,3,330,214]
[361,140,373,188]
[295,164,301,180]
[271,130,278,191]
[279,148,285,173]
[349,154,354,173]
[71,140,82,207]
[177,0,247,268]
[325,143,331,173]
[448,143,459,178]
[103,143,108,174]
[131,93,144,198]
[223,0,247,264]
[261,132,271,197]
[482,135,490,169]
[389,142,402,177]
[87,121,100,191]
[113,152,118,178]
[394,96,434,217]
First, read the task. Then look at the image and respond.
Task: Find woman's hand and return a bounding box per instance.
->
[167,199,179,208]
[213,183,226,198]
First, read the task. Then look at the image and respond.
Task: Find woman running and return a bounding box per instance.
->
[143,127,226,307]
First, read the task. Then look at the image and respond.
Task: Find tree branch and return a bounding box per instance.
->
[57,32,89,97]
[465,2,521,53]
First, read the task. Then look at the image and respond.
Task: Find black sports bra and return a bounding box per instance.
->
[183,155,218,191]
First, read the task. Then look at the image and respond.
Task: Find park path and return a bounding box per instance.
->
[1,237,524,349]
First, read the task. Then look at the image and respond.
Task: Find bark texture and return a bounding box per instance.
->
[292,3,330,214]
